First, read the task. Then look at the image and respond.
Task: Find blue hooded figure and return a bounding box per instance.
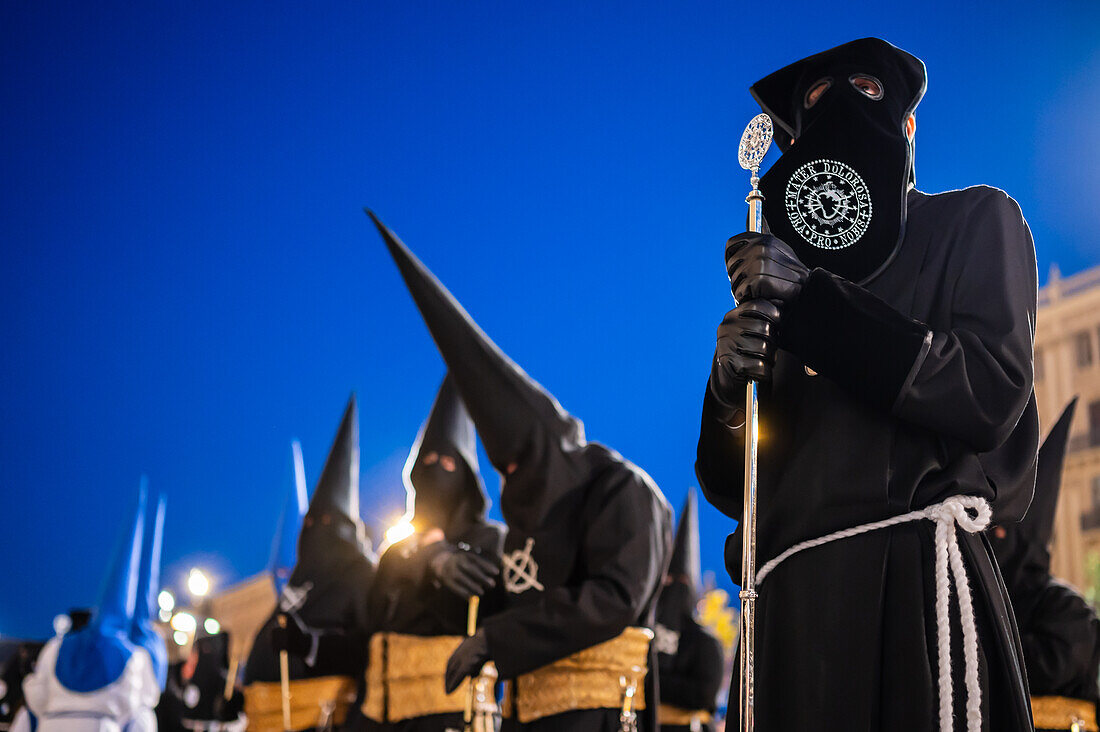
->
[22,481,162,732]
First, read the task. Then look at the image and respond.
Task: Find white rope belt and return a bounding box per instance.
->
[754,495,992,732]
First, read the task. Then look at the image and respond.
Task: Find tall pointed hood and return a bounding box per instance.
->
[369,210,588,531]
[308,394,360,522]
[56,484,147,693]
[668,489,702,598]
[96,481,148,633]
[270,440,309,594]
[993,398,1076,595]
[405,375,488,530]
[132,485,168,689]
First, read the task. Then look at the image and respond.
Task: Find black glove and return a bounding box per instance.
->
[444,630,490,693]
[711,300,782,393]
[270,612,313,658]
[429,545,499,599]
[725,232,808,305]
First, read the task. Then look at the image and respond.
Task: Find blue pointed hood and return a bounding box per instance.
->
[270,440,309,595]
[132,486,168,690]
[56,483,146,693]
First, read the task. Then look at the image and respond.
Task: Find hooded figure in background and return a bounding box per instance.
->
[654,491,724,732]
[992,399,1100,731]
[23,482,164,732]
[371,212,672,732]
[1,642,45,732]
[170,634,244,732]
[362,375,505,731]
[244,396,376,732]
[698,38,1038,730]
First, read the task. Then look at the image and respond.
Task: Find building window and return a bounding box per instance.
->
[1093,475,1100,510]
[1076,331,1093,368]
[1035,347,1044,381]
[1091,401,1100,449]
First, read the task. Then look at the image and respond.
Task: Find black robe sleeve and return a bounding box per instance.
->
[1019,581,1100,702]
[481,467,669,679]
[780,188,1036,453]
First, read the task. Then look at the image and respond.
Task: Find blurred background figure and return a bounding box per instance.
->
[21,481,167,732]
[654,490,724,732]
[992,399,1100,732]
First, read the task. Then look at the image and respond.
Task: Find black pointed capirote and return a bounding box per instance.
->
[308,393,360,522]
[668,488,702,599]
[369,209,587,532]
[405,374,488,521]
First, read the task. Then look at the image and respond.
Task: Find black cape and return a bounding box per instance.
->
[698,186,1038,730]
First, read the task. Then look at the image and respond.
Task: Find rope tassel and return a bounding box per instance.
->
[754,495,991,732]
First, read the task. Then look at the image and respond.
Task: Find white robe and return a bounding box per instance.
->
[21,638,159,732]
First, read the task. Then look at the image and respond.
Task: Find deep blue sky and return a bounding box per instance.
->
[2,1,1098,638]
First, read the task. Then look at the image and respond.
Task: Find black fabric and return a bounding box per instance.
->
[306,394,360,526]
[406,375,488,534]
[371,211,588,534]
[363,711,466,732]
[666,491,702,599]
[244,538,375,684]
[654,597,724,718]
[179,634,243,724]
[755,38,925,283]
[501,709,623,731]
[1016,581,1100,705]
[368,521,505,637]
[992,399,1076,599]
[698,186,1038,730]
[780,267,930,410]
[0,642,43,728]
[750,37,926,159]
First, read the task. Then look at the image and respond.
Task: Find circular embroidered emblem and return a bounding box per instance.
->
[784,159,872,249]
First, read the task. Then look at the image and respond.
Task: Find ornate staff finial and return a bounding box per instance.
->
[738,113,773,184]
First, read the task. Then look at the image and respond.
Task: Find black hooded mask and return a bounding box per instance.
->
[658,489,702,628]
[754,38,927,283]
[406,375,488,536]
[292,394,366,581]
[992,398,1076,609]
[370,211,591,535]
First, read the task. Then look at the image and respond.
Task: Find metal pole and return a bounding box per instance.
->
[735,113,772,732]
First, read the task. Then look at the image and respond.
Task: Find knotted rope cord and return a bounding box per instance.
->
[754,495,991,732]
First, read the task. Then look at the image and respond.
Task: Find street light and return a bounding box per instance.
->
[186,568,211,598]
[204,617,221,635]
[170,612,197,634]
[158,590,175,612]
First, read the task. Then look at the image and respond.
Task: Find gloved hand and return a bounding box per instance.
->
[711,300,782,395]
[725,232,808,305]
[270,612,313,658]
[444,630,491,693]
[429,545,499,599]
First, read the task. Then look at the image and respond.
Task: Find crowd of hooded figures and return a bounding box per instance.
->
[4,36,1100,732]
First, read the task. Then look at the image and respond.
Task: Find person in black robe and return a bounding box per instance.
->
[697,38,1038,730]
[244,395,376,732]
[0,642,44,732]
[991,399,1100,731]
[362,375,505,731]
[655,490,724,732]
[171,634,244,731]
[369,211,673,732]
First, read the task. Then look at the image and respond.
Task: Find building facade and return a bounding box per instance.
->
[1035,263,1100,598]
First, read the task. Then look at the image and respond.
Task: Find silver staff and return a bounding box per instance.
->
[735,112,772,732]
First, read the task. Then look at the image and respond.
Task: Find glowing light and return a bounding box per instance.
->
[172,631,189,646]
[158,608,172,623]
[170,612,197,634]
[157,590,175,612]
[204,617,221,635]
[186,568,211,597]
[384,520,415,546]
